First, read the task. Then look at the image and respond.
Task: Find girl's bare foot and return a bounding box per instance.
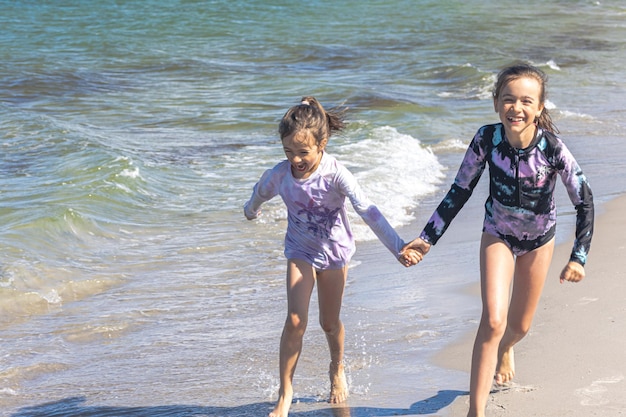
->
[269,387,293,417]
[495,347,515,385]
[329,361,348,403]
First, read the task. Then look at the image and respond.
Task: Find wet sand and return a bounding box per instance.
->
[437,195,626,416]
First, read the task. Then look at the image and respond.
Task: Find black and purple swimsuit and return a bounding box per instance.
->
[420,123,594,265]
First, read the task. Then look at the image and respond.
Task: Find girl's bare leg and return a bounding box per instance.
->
[317,266,348,404]
[270,259,316,417]
[495,238,554,384]
[467,233,515,417]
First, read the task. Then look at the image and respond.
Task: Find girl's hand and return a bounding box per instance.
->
[560,261,585,283]
[244,210,259,220]
[402,237,431,257]
[243,203,260,220]
[399,248,422,267]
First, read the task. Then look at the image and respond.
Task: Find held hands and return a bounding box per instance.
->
[399,248,423,267]
[560,261,585,283]
[399,238,587,283]
[398,237,432,267]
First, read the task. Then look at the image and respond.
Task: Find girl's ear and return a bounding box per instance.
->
[493,97,498,112]
[319,138,328,150]
[536,103,544,119]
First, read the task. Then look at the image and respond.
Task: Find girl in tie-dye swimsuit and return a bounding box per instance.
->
[402,64,594,417]
[420,122,593,263]
[245,96,419,417]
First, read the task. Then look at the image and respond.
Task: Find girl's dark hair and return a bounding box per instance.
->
[493,63,559,134]
[278,96,346,144]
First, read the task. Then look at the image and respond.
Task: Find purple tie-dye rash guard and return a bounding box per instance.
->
[245,152,405,270]
[420,123,594,265]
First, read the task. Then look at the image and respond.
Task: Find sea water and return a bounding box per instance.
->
[1,1,625,416]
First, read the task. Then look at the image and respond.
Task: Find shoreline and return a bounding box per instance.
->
[435,195,626,416]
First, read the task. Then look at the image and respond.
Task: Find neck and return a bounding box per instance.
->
[505,125,537,149]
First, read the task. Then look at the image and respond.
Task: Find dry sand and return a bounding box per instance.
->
[437,195,626,416]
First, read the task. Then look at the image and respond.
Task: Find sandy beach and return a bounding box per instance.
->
[437,195,626,416]
[2,2,626,415]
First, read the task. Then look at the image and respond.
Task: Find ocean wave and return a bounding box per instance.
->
[236,125,445,243]
[543,100,596,121]
[558,110,596,120]
[431,138,469,153]
[336,126,445,239]
[0,260,124,328]
[430,63,496,100]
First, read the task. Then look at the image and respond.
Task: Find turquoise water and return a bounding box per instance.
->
[1,1,625,415]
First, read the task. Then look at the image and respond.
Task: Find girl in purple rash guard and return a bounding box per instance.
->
[402,64,594,417]
[245,96,420,417]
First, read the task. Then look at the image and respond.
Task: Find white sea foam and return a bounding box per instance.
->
[336,126,445,240]
[546,59,561,71]
[432,138,468,153]
[41,289,62,304]
[119,166,142,179]
[0,387,18,396]
[559,110,595,120]
[1,1,624,414]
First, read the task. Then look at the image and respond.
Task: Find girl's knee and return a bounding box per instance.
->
[479,315,507,340]
[507,320,531,338]
[319,318,341,335]
[285,312,307,334]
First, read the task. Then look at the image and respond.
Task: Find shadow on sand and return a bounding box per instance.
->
[11,390,467,416]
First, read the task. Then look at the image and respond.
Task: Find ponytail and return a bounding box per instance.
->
[279,96,347,145]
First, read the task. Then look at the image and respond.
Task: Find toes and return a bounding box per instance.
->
[494,371,514,385]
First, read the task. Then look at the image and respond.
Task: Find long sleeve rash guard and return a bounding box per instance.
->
[245,152,405,270]
[420,123,593,265]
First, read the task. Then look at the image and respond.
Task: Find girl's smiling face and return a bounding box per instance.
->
[494,76,545,148]
[281,131,327,179]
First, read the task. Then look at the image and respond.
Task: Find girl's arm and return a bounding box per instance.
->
[334,165,405,258]
[244,167,280,220]
[420,128,488,244]
[556,140,594,266]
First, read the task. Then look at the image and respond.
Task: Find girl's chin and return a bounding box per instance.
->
[504,122,531,132]
[291,166,309,178]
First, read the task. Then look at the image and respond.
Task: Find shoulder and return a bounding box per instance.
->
[473,123,504,144]
[320,151,339,167]
[320,152,347,175]
[537,129,563,150]
[469,123,503,153]
[259,159,291,183]
[477,123,502,136]
[320,152,357,187]
[269,159,292,175]
[535,129,570,164]
[479,123,505,144]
